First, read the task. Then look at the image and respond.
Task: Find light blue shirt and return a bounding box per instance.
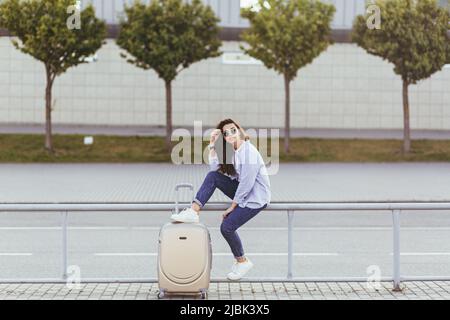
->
[209,140,271,209]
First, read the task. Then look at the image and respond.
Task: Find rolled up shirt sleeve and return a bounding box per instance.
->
[233,162,260,206]
[208,154,220,172]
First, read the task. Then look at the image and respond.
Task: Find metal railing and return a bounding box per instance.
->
[1,201,450,290]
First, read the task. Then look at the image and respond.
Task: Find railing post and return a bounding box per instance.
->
[287,210,294,279]
[61,211,68,281]
[392,209,402,291]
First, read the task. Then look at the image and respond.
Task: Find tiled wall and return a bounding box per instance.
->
[0,38,449,129]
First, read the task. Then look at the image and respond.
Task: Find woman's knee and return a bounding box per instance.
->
[220,221,234,237]
[204,171,222,186]
[205,170,221,180]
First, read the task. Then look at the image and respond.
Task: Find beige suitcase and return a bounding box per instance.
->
[157,183,212,299]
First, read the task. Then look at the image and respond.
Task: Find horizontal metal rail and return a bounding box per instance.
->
[2,201,450,211]
[1,201,450,291]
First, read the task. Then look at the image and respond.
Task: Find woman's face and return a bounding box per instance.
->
[222,123,240,145]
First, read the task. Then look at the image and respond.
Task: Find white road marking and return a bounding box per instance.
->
[93,252,338,257]
[397,252,450,256]
[0,227,128,230]
[94,253,156,256]
[95,252,450,257]
[2,226,450,231]
[1,251,450,257]
[214,253,339,256]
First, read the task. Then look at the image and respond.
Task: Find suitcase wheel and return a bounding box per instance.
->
[157,290,165,299]
[200,290,207,300]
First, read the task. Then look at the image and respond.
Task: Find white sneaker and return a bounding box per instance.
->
[170,208,199,223]
[227,258,253,281]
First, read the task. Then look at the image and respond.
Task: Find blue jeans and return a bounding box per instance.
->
[193,171,268,258]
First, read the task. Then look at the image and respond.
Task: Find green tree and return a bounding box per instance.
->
[353,0,450,154]
[0,0,106,153]
[241,0,335,153]
[117,0,222,150]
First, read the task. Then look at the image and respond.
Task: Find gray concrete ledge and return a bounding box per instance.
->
[1,123,450,140]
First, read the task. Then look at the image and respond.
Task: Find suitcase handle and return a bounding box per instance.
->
[174,183,194,214]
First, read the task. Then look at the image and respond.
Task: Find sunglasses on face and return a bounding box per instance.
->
[223,127,238,138]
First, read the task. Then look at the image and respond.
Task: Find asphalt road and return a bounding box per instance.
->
[1,163,450,281]
[1,211,450,281]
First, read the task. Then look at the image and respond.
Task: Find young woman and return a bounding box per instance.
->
[171,119,271,281]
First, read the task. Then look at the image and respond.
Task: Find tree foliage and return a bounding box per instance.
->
[353,0,450,85]
[241,0,335,82]
[117,0,222,83]
[0,0,106,78]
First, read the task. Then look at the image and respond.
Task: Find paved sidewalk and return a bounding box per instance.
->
[1,281,450,300]
[2,163,450,203]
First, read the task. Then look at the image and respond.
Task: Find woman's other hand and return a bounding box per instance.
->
[222,207,233,220]
[222,202,238,220]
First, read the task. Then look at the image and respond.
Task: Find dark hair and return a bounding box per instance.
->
[215,119,249,176]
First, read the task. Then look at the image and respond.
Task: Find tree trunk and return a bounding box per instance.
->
[402,79,411,154]
[165,80,173,151]
[284,73,291,154]
[45,66,54,153]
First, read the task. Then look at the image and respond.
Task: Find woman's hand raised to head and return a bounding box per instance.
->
[210,129,221,145]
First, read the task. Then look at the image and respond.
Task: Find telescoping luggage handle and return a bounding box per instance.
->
[174,183,194,214]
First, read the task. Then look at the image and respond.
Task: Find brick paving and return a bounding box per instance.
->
[1,281,450,300]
